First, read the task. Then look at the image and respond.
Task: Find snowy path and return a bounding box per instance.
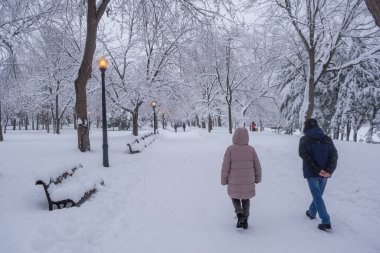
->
[105,130,378,253]
[0,129,379,253]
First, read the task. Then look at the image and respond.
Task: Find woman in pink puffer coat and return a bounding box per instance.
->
[221,127,262,229]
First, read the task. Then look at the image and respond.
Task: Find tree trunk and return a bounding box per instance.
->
[51,106,56,133]
[73,111,77,130]
[365,107,378,143]
[131,101,143,136]
[25,116,28,130]
[306,47,316,119]
[132,112,138,136]
[4,115,8,134]
[37,114,39,130]
[46,112,50,133]
[32,116,35,130]
[74,0,110,152]
[0,101,3,142]
[228,103,232,134]
[45,121,49,133]
[56,94,60,134]
[208,114,212,133]
[13,118,16,130]
[333,123,340,140]
[75,77,90,150]
[366,126,374,143]
[365,0,380,27]
[353,129,358,142]
[195,114,200,128]
[346,121,351,141]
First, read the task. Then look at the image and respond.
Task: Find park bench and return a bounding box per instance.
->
[127,132,158,154]
[35,164,104,211]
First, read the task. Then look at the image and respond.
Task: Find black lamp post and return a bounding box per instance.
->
[98,56,109,167]
[151,100,157,134]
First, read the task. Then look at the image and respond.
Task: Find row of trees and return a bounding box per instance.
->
[1,0,379,146]
[252,0,380,142]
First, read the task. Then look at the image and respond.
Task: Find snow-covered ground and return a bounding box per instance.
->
[0,127,379,253]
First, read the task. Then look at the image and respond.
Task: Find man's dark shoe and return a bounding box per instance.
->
[318,223,332,231]
[306,210,316,220]
[236,213,244,228]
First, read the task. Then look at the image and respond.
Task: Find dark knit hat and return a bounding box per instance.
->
[303,118,318,133]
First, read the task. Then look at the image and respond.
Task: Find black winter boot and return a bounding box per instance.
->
[306,210,316,220]
[242,217,248,229]
[318,223,332,232]
[236,213,244,228]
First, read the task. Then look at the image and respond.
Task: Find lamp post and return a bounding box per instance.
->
[98,56,109,167]
[161,108,167,130]
[151,100,157,134]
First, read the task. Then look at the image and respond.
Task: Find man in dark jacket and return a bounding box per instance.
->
[299,118,338,232]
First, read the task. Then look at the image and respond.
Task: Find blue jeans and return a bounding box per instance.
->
[306,178,331,225]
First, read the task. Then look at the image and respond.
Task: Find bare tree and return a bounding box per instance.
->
[74,0,110,152]
[0,1,58,65]
[30,24,76,135]
[0,1,60,141]
[211,25,252,133]
[180,28,222,132]
[263,0,380,121]
[98,0,142,136]
[100,0,201,136]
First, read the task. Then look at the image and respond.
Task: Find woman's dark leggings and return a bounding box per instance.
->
[232,198,250,218]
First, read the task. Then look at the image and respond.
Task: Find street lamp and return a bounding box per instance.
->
[151,100,157,134]
[98,56,109,167]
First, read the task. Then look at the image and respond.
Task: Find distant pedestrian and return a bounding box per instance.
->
[174,124,177,132]
[251,121,256,131]
[182,123,186,132]
[299,118,338,232]
[221,127,262,229]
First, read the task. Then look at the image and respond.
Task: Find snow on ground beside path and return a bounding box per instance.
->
[0,127,379,253]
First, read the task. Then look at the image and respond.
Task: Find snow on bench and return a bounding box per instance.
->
[127,132,158,154]
[35,164,104,211]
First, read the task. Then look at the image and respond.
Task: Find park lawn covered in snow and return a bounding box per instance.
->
[0,127,379,253]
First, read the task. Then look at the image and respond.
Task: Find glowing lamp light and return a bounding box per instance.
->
[98,56,108,70]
